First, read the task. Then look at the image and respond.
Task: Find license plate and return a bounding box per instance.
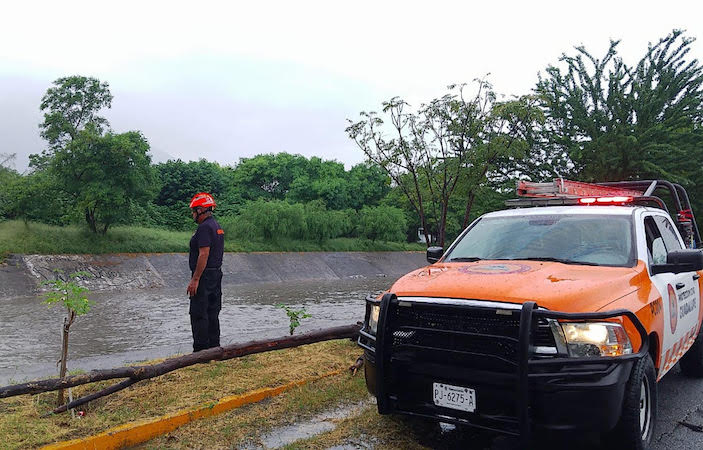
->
[433,382,476,412]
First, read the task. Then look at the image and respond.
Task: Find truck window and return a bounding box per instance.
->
[644,216,667,265]
[654,215,683,252]
[445,214,634,267]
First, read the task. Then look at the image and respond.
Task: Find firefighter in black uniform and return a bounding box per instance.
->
[186,192,225,352]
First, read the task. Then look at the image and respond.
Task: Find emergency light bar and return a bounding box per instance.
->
[578,196,634,204]
[506,179,701,249]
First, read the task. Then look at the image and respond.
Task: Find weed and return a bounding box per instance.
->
[277,304,311,335]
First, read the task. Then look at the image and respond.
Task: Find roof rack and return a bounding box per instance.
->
[507,179,701,249]
[516,179,642,198]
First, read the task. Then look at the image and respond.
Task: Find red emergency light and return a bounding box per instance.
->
[578,196,634,205]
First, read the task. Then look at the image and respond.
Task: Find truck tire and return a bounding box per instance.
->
[680,329,703,377]
[604,354,657,450]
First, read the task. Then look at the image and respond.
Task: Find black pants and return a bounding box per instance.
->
[189,268,222,352]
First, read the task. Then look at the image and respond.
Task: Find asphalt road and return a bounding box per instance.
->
[403,363,703,449]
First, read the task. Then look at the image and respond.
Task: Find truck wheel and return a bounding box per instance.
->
[680,330,703,377]
[604,354,657,450]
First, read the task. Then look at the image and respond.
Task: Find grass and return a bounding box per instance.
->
[0,340,366,449]
[0,220,424,255]
[139,379,454,449]
[141,366,370,449]
[277,405,430,450]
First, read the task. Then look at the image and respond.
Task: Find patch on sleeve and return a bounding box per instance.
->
[217,229,225,235]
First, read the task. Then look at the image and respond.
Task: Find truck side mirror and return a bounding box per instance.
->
[651,249,703,275]
[427,246,444,264]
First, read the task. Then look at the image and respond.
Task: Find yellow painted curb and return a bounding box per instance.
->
[42,369,345,450]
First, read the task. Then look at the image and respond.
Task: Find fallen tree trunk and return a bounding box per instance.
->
[44,378,138,416]
[0,324,361,399]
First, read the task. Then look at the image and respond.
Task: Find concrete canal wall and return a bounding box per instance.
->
[0,252,426,298]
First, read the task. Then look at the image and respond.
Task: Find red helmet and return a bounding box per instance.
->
[189,193,216,209]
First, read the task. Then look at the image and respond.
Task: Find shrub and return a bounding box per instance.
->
[240,199,306,240]
[219,214,257,240]
[358,206,407,242]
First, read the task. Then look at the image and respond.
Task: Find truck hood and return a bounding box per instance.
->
[390,260,644,312]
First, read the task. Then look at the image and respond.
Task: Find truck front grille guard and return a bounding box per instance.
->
[364,293,649,444]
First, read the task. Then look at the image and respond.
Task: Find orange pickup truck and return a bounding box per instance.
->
[358,180,703,449]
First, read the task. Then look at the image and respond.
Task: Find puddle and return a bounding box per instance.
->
[241,400,372,449]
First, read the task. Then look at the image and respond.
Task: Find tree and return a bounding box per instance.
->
[33,76,158,233]
[536,30,703,189]
[461,95,545,229]
[346,162,391,210]
[348,82,499,247]
[358,205,407,242]
[39,76,112,153]
[153,159,237,229]
[232,153,310,201]
[42,271,93,406]
[2,170,72,225]
[286,157,351,209]
[0,164,20,220]
[50,129,157,233]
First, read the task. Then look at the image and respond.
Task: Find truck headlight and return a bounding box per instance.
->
[560,322,633,357]
[368,304,380,335]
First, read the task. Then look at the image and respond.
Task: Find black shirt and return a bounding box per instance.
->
[189,216,225,271]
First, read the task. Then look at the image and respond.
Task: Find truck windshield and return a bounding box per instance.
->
[445,214,635,267]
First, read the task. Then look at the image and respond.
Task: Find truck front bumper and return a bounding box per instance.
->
[358,294,648,438]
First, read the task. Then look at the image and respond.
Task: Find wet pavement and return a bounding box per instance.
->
[0,277,391,384]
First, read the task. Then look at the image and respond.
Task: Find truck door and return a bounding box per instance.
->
[646,215,701,376]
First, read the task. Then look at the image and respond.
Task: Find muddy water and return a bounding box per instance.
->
[0,277,392,384]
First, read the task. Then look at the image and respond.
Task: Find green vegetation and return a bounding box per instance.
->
[42,271,94,406]
[0,340,365,449]
[0,221,424,254]
[277,304,312,335]
[1,30,702,253]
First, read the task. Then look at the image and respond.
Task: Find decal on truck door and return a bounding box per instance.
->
[643,214,701,378]
[668,284,678,334]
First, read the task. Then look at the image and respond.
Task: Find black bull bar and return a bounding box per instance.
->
[364,293,649,443]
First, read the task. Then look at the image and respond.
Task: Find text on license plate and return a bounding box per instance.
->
[433,382,476,412]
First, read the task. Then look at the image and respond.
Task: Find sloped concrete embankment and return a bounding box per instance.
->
[0,252,425,297]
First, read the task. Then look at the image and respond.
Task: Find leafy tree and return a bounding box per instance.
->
[233,153,385,211]
[233,153,310,201]
[50,129,157,233]
[302,200,354,242]
[153,159,237,229]
[2,170,72,225]
[0,163,20,220]
[42,271,93,406]
[32,76,157,233]
[38,76,112,158]
[536,30,703,191]
[460,95,544,228]
[348,82,533,247]
[358,206,407,242]
[241,199,306,240]
[346,162,391,210]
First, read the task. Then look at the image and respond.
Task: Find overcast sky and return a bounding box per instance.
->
[1,0,701,172]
